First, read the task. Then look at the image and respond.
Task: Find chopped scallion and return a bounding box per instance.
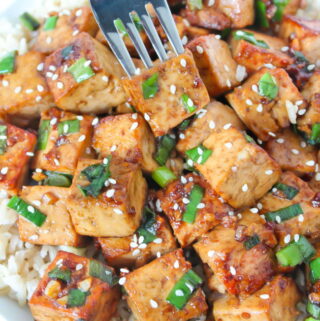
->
[255,0,269,28]
[305,317,320,321]
[57,119,80,136]
[67,289,89,308]
[310,258,320,284]
[0,51,16,75]
[155,135,176,166]
[48,267,71,282]
[185,144,212,165]
[181,94,197,113]
[44,16,58,31]
[179,119,191,131]
[307,301,320,319]
[244,234,260,250]
[114,18,128,37]
[310,123,320,145]
[233,30,269,49]
[244,133,256,144]
[37,119,50,150]
[272,182,299,200]
[258,73,278,100]
[137,207,157,243]
[42,171,73,187]
[0,125,7,155]
[61,45,74,59]
[265,203,303,222]
[276,243,303,267]
[182,185,204,224]
[273,0,289,22]
[68,58,95,83]
[151,166,177,188]
[19,12,40,31]
[296,235,316,262]
[132,13,143,32]
[142,73,159,99]
[89,260,117,285]
[188,0,203,10]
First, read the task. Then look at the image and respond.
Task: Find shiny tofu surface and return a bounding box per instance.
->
[124,249,208,321]
[93,113,157,172]
[18,186,85,247]
[67,158,147,237]
[44,32,127,114]
[32,107,94,175]
[195,127,281,208]
[122,49,210,136]
[29,251,120,321]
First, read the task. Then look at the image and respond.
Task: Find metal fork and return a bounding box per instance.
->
[90,0,184,77]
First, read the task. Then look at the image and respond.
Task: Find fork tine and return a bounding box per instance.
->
[151,0,184,55]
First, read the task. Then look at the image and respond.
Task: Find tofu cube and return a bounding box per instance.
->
[124,249,208,321]
[18,186,85,246]
[194,211,277,296]
[122,49,210,136]
[67,158,147,237]
[230,30,294,73]
[29,251,120,321]
[97,215,177,268]
[158,173,233,247]
[0,51,55,127]
[186,35,240,96]
[93,113,157,172]
[33,7,99,54]
[265,129,317,174]
[193,127,281,208]
[302,71,320,101]
[32,107,94,175]
[0,123,36,195]
[177,100,245,153]
[44,32,127,114]
[213,276,300,321]
[227,67,307,141]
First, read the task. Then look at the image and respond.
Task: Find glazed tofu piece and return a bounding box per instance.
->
[192,127,281,208]
[194,212,277,296]
[279,15,320,63]
[265,129,317,175]
[18,186,85,247]
[32,107,94,176]
[0,123,36,195]
[227,67,307,141]
[97,214,177,268]
[176,100,245,153]
[124,249,208,321]
[67,158,147,237]
[230,30,294,73]
[186,35,240,96]
[93,113,157,172]
[0,51,55,127]
[44,32,127,114]
[213,276,300,321]
[29,251,120,321]
[33,7,99,54]
[122,49,210,136]
[302,71,320,101]
[158,173,233,247]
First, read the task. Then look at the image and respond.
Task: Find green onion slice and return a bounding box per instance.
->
[151,166,177,188]
[305,317,320,321]
[273,0,289,22]
[308,301,320,319]
[68,58,95,83]
[265,203,303,223]
[48,267,71,282]
[44,16,58,31]
[155,135,176,166]
[137,207,158,244]
[0,51,16,75]
[182,185,204,224]
[61,45,74,59]
[188,0,203,10]
[233,30,269,49]
[272,182,299,200]
[57,119,80,136]
[244,133,256,144]
[255,0,269,28]
[276,243,303,267]
[19,12,40,31]
[310,258,320,284]
[0,125,7,155]
[142,73,159,99]
[310,123,320,145]
[67,289,89,308]
[258,73,278,100]
[244,234,260,250]
[89,260,117,286]
[296,235,316,262]
[185,144,212,165]
[132,13,143,32]
[166,269,202,310]
[7,196,46,227]
[294,50,309,64]
[114,18,128,37]
[181,94,197,113]
[37,119,50,151]
[42,171,73,187]
[179,119,191,131]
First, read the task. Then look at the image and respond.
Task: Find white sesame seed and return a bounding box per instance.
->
[35,168,42,173]
[179,133,185,140]
[27,206,35,213]
[26,152,34,157]
[49,65,56,72]
[284,234,291,244]
[180,59,187,67]
[46,72,53,78]
[0,167,8,175]
[119,277,126,285]
[84,60,92,67]
[173,260,179,269]
[78,135,86,142]
[109,178,117,184]
[242,184,248,192]
[208,250,215,258]
[110,144,117,152]
[36,96,42,102]
[226,79,232,88]
[92,117,99,126]
[257,203,263,209]
[102,75,109,82]
[236,65,247,82]
[50,117,57,126]
[265,170,273,175]
[301,141,307,148]
[225,142,233,149]
[252,84,258,93]
[130,242,138,248]
[209,120,216,129]
[223,123,232,130]
[75,9,83,16]
[26,89,34,94]
[181,35,188,45]
[298,214,304,222]
[196,45,204,54]
[228,210,234,216]
[260,294,270,300]
[296,100,304,106]
[230,266,236,275]
[175,290,184,296]
[291,149,300,155]
[76,264,83,271]
[173,203,179,210]
[256,104,263,113]
[250,208,258,214]
[306,160,315,166]
[276,216,281,223]
[197,202,205,209]
[215,35,221,39]
[132,113,138,120]
[54,158,60,166]
[132,249,141,256]
[294,234,300,242]
[286,100,298,124]
[144,113,150,121]
[307,64,316,71]
[46,37,52,44]
[2,80,9,87]
[130,122,138,131]
[208,0,215,6]
[268,132,276,137]
[37,63,44,71]
[276,138,284,144]
[63,124,69,133]
[57,82,64,89]
[281,46,289,52]
[298,109,306,116]
[52,74,58,81]
[120,268,129,274]
[187,98,194,107]
[170,84,176,94]
[231,166,237,172]
[316,173,320,181]
[37,85,44,92]
[246,99,253,106]
[150,299,158,308]
[139,243,147,249]
[32,200,41,207]
[72,30,79,36]
[153,238,162,244]
[14,86,22,94]
[187,159,194,167]
[106,189,115,198]
[182,197,190,204]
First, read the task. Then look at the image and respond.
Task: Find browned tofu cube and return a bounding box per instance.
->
[176,100,244,153]
[0,51,55,127]
[93,113,157,172]
[124,249,208,321]
[0,123,36,195]
[194,211,277,296]
[32,107,93,176]
[29,251,120,321]
[122,49,210,136]
[158,173,233,247]
[265,129,317,175]
[302,71,320,101]
[186,35,240,96]
[227,67,307,141]
[213,276,300,321]
[97,214,177,268]
[33,7,98,54]
[67,158,147,237]
[230,30,294,73]
[18,186,85,246]
[279,15,320,63]
[44,32,127,114]
[193,127,281,208]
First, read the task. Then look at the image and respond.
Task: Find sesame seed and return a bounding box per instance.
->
[118,277,126,285]
[196,45,204,54]
[49,65,56,72]
[26,152,34,157]
[173,203,179,210]
[268,132,276,137]
[276,138,284,144]
[225,142,233,149]
[286,100,298,124]
[174,260,179,269]
[231,166,237,172]
[276,216,281,223]
[2,80,9,87]
[256,104,263,113]
[182,35,188,45]
[109,178,117,184]
[175,290,184,296]
[57,82,64,89]
[187,159,194,167]
[226,79,232,87]
[257,203,263,209]
[72,30,79,36]
[179,133,185,140]
[144,113,150,121]
[37,63,44,71]
[316,173,320,181]
[84,60,92,67]
[35,168,42,173]
[298,214,304,222]
[130,122,138,131]
[215,35,221,39]
[76,9,83,16]
[265,170,273,175]
[54,159,60,166]
[223,123,231,130]
[46,37,52,44]
[246,99,253,106]
[296,100,304,106]
[291,149,300,155]
[27,205,35,213]
[281,46,289,52]
[37,85,44,92]
[139,243,147,249]
[208,0,215,6]
[131,113,138,120]
[301,141,307,148]
[260,294,270,300]
[110,145,117,152]
[180,59,187,67]
[153,238,162,244]
[209,120,216,129]
[50,117,58,126]
[187,98,194,107]
[294,234,300,242]
[92,117,99,126]
[298,109,306,116]
[46,72,53,78]
[150,299,158,308]
[252,84,258,93]
[208,250,215,258]
[14,86,22,94]
[0,167,8,175]
[306,160,315,166]
[250,208,258,213]
[130,242,137,248]
[182,197,190,204]
[230,266,236,275]
[132,249,140,256]
[63,124,69,133]
[32,200,41,207]
[102,75,109,82]
[106,189,115,198]
[52,74,58,81]
[197,202,205,209]
[170,84,176,94]
[284,234,291,244]
[78,135,86,142]
[242,184,248,192]
[307,64,316,71]
[26,89,34,94]
[120,268,129,274]
[76,264,83,271]
[113,208,123,215]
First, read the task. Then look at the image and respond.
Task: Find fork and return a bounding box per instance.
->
[90,0,184,77]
